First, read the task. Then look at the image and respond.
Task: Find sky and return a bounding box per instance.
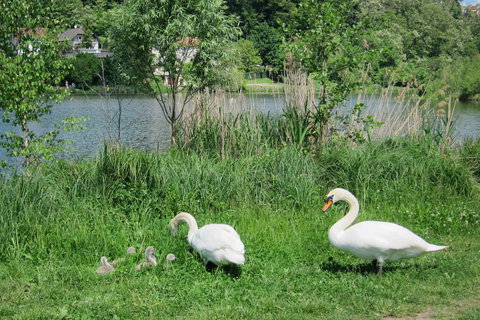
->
[463,0,479,5]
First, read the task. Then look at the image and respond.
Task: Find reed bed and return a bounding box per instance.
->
[176,82,456,159]
[352,86,456,142]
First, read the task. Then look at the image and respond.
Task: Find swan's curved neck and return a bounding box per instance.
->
[101,256,111,267]
[328,192,359,240]
[170,212,199,243]
[147,254,157,265]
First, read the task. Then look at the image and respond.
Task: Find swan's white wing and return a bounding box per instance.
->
[192,224,245,264]
[344,221,431,250]
[335,221,435,261]
[194,224,244,252]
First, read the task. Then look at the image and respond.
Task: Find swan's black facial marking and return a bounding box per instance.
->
[322,195,334,212]
[324,195,334,203]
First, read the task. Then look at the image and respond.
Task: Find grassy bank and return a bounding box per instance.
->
[0,137,479,319]
[244,78,284,93]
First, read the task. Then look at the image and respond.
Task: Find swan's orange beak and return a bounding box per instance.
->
[322,195,333,212]
[322,198,333,212]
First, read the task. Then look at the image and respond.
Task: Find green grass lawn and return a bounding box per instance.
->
[0,208,478,320]
[244,78,283,93]
[0,140,479,319]
[245,78,277,85]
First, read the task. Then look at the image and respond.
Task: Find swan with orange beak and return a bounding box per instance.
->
[322,188,447,274]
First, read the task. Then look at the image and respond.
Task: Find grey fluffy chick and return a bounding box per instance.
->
[96,256,114,275]
[135,246,157,270]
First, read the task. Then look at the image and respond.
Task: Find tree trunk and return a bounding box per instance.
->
[21,113,31,167]
[170,120,177,147]
[170,89,177,147]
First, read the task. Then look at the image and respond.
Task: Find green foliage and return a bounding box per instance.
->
[1,117,87,169]
[188,42,244,93]
[461,137,480,182]
[214,65,245,93]
[361,28,405,84]
[358,0,468,60]
[176,97,432,163]
[0,0,86,168]
[0,138,477,262]
[109,0,240,144]
[330,103,383,144]
[0,139,479,318]
[248,22,285,74]
[234,39,262,72]
[423,55,480,101]
[225,0,297,31]
[456,56,480,101]
[356,0,479,93]
[41,0,480,98]
[65,53,102,88]
[49,0,84,29]
[283,0,364,144]
[286,0,360,91]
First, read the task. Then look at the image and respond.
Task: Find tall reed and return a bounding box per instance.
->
[283,53,316,112]
[177,83,456,158]
[352,85,456,144]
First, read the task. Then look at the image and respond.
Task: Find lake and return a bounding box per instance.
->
[0,93,479,166]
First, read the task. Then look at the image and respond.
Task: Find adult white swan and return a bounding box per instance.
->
[322,188,448,274]
[168,212,245,266]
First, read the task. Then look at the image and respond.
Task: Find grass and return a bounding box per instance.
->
[245,78,277,85]
[1,223,478,319]
[0,138,479,319]
[244,78,284,93]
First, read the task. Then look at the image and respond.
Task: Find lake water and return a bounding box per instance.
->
[0,93,479,166]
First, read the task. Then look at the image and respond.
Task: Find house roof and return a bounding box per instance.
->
[177,37,199,47]
[59,27,85,41]
[14,27,47,40]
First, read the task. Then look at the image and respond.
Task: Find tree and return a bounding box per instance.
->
[248,22,285,74]
[50,0,84,29]
[234,39,262,72]
[285,0,362,143]
[224,0,260,32]
[225,0,298,32]
[65,53,102,88]
[0,0,85,168]
[109,0,240,146]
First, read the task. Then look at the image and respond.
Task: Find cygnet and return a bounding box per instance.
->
[96,256,114,275]
[135,246,157,270]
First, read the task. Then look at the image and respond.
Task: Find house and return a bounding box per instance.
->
[152,37,199,85]
[468,5,480,15]
[59,27,112,58]
[11,28,47,55]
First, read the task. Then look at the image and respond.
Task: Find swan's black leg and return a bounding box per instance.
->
[371,259,384,275]
[377,261,384,276]
[205,261,218,273]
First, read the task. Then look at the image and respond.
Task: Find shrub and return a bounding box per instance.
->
[65,53,102,88]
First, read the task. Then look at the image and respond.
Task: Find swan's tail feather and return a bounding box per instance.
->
[427,244,448,252]
[224,251,245,265]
